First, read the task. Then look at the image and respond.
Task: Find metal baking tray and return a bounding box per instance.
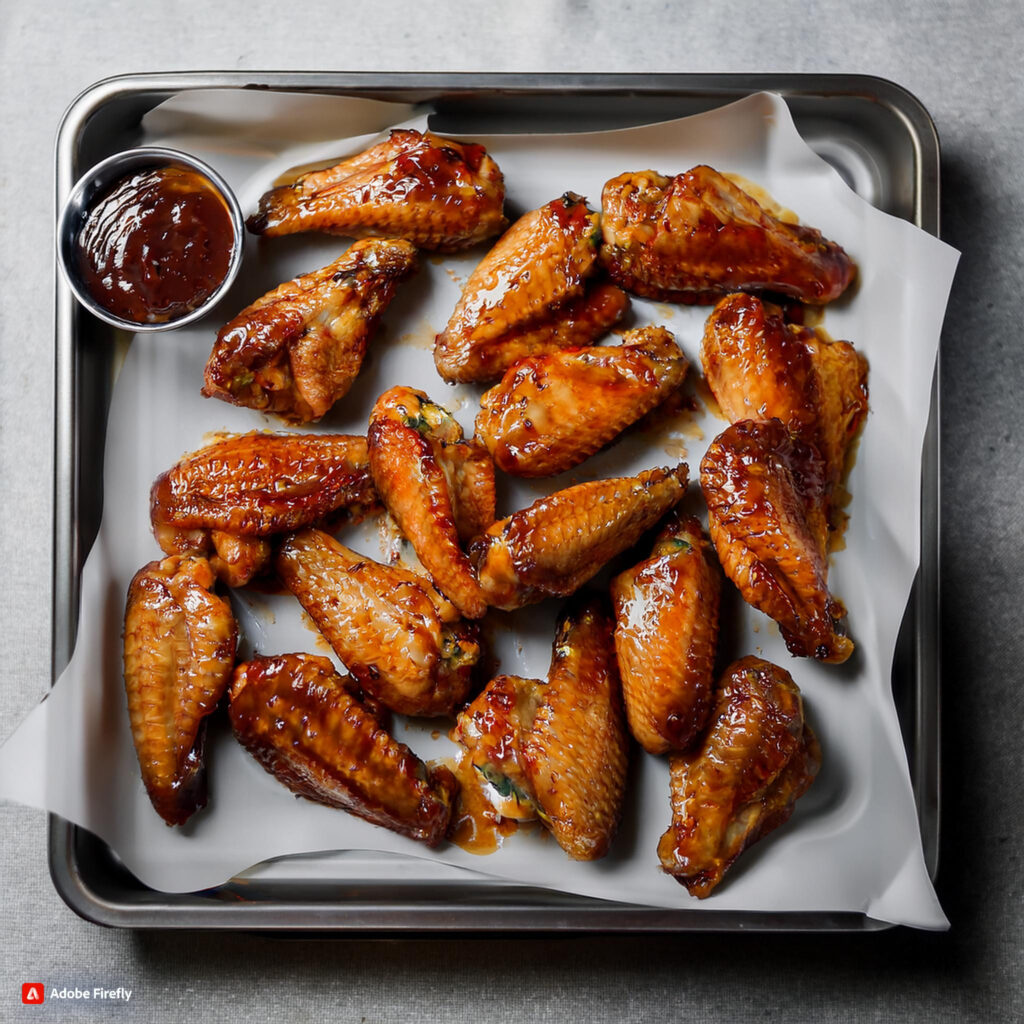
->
[51,72,941,931]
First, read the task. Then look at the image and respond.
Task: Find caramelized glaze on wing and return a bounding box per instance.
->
[150,432,378,586]
[435,193,629,383]
[657,656,820,897]
[701,292,868,496]
[230,653,457,846]
[610,514,721,754]
[601,166,856,304]
[277,529,480,717]
[123,555,238,826]
[475,325,689,477]
[368,387,493,618]
[454,597,628,860]
[202,239,417,423]
[700,419,852,663]
[470,463,688,610]
[246,129,507,251]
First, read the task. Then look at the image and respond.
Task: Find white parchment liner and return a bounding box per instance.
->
[1,90,959,928]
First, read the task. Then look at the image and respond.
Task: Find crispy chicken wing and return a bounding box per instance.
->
[601,166,856,305]
[700,419,852,663]
[657,656,820,897]
[230,653,457,846]
[123,555,238,826]
[475,325,688,477]
[701,292,868,498]
[610,514,721,754]
[150,432,378,587]
[246,129,507,252]
[368,387,494,619]
[277,529,480,717]
[202,238,418,423]
[470,463,688,611]
[434,193,629,383]
[454,596,628,860]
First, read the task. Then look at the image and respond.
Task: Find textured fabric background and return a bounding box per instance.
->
[1,1,1021,1020]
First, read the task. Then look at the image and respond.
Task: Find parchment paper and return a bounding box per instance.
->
[0,90,959,928]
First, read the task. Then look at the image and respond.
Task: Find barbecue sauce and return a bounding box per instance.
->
[76,165,234,324]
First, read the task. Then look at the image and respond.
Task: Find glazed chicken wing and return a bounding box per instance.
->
[610,514,721,754]
[475,325,689,477]
[246,129,507,252]
[601,166,856,305]
[454,596,628,860]
[434,193,629,383]
[230,653,457,846]
[701,419,852,663]
[701,292,868,499]
[202,238,418,423]
[470,463,688,611]
[150,432,378,587]
[368,387,494,619]
[123,555,238,826]
[277,529,480,717]
[657,656,820,897]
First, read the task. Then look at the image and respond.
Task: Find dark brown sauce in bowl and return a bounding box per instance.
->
[75,166,236,325]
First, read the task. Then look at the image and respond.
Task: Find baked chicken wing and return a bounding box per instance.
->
[277,529,480,717]
[701,292,868,498]
[601,166,855,305]
[150,432,378,587]
[230,653,457,846]
[454,596,628,860]
[657,656,820,897]
[700,418,852,663]
[470,462,688,610]
[610,514,721,754]
[434,193,629,383]
[202,238,418,423]
[246,129,507,252]
[123,555,238,826]
[368,386,494,619]
[475,325,689,477]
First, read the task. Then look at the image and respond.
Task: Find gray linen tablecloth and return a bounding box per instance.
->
[1,1,1021,1020]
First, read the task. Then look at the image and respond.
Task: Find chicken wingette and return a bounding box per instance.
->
[230,653,457,846]
[700,418,853,663]
[434,193,628,383]
[475,325,689,478]
[246,129,507,252]
[658,656,820,897]
[368,386,494,619]
[150,432,378,587]
[601,166,855,304]
[123,555,238,826]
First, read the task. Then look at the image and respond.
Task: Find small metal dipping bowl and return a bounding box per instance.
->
[57,147,244,332]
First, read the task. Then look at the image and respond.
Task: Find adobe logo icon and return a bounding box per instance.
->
[21,983,45,1005]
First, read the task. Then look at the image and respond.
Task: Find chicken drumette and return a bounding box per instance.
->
[246,129,507,252]
[202,238,418,423]
[434,193,629,383]
[230,653,457,846]
[475,325,689,478]
[601,166,855,305]
[658,656,820,898]
[150,432,378,587]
